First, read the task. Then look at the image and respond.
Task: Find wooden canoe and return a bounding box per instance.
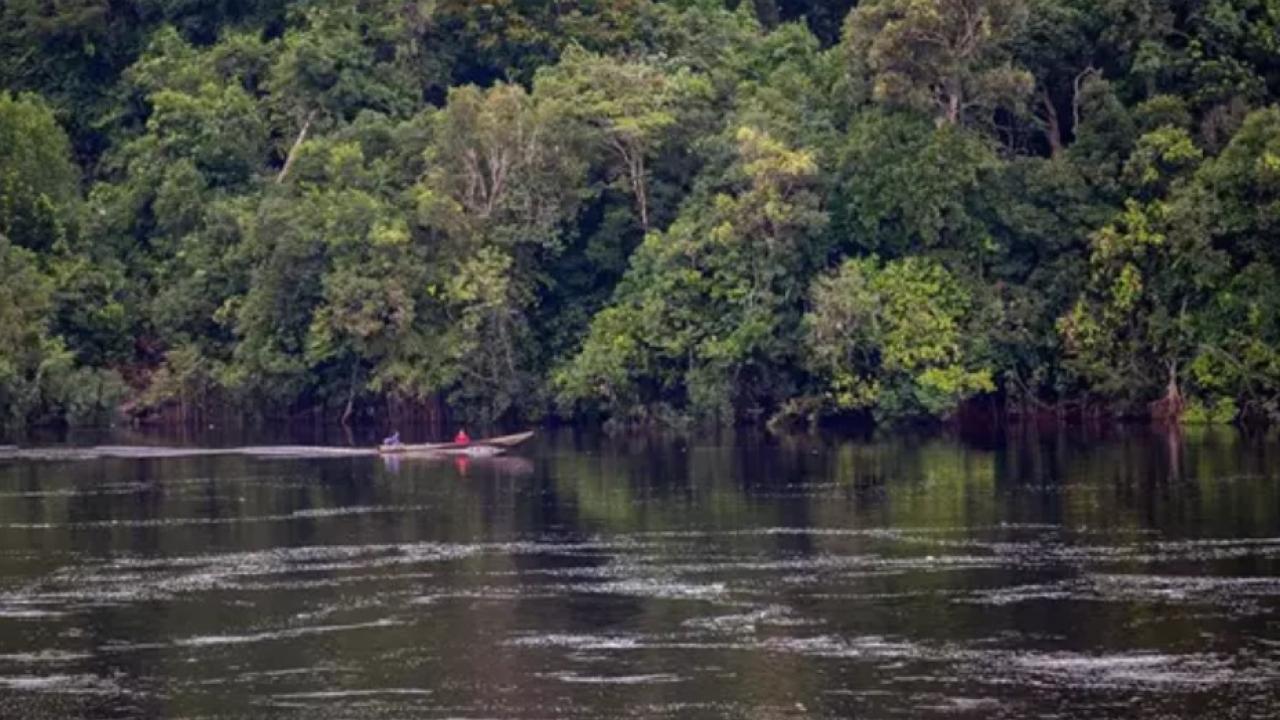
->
[378,430,535,455]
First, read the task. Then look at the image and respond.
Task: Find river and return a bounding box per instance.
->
[0,427,1277,718]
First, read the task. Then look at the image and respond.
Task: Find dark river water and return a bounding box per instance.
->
[1,427,1278,719]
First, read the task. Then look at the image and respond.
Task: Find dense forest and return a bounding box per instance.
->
[2,0,1279,430]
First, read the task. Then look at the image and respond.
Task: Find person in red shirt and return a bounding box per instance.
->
[453,428,470,445]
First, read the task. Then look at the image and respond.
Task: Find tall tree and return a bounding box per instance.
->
[557,125,825,420]
[0,92,79,252]
[413,82,587,421]
[1057,198,1214,417]
[842,0,1035,127]
[535,47,705,230]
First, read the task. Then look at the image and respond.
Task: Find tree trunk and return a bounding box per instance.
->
[1150,360,1184,422]
[1071,66,1098,136]
[1041,90,1063,157]
[634,153,650,230]
[277,110,317,184]
[610,136,650,230]
[341,363,358,427]
[944,81,962,125]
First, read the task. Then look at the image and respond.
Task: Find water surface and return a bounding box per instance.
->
[0,428,1278,718]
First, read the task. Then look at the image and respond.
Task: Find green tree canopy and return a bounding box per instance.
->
[0,92,79,252]
[804,256,994,420]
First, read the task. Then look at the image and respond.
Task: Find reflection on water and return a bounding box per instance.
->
[0,427,1278,719]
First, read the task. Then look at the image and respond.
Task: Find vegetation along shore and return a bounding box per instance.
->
[2,0,1279,431]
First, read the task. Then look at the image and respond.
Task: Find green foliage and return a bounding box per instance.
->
[1182,397,1239,425]
[1193,106,1280,265]
[1122,125,1204,196]
[804,257,994,420]
[831,110,998,258]
[535,47,709,229]
[137,343,219,417]
[0,236,123,428]
[411,81,589,421]
[421,83,584,244]
[1057,198,1199,406]
[427,0,655,87]
[6,0,1280,429]
[0,92,78,252]
[0,236,55,425]
[842,0,1035,126]
[267,3,421,128]
[1058,107,1280,416]
[557,125,826,422]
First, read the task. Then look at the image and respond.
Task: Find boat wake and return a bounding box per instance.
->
[0,445,376,461]
[0,444,529,462]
